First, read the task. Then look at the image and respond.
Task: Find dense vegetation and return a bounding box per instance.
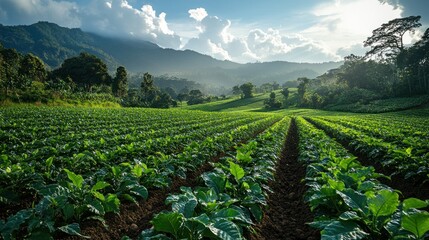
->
[1,106,429,239]
[294,16,429,110]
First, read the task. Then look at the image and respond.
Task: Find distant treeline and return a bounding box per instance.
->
[292,16,429,109]
[0,44,208,108]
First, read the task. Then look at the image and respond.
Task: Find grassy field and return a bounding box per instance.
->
[183,88,298,112]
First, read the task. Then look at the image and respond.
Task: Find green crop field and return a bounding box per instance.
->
[1,105,429,240]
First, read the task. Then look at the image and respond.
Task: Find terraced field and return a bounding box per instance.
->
[1,106,429,239]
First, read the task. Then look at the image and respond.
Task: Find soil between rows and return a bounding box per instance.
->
[61,121,278,240]
[306,118,429,201]
[250,119,319,240]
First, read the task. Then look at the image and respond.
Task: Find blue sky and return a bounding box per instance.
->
[1,0,428,63]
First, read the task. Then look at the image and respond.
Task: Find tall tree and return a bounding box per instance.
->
[297,77,310,105]
[53,52,111,92]
[113,66,128,97]
[19,53,47,83]
[281,87,289,100]
[232,85,241,95]
[239,82,254,99]
[140,72,158,106]
[0,48,21,95]
[264,91,281,109]
[364,16,421,60]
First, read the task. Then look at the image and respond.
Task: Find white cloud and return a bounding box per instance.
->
[80,0,180,48]
[188,8,208,22]
[184,11,341,63]
[0,0,80,27]
[336,43,368,58]
[0,0,410,63]
[303,0,403,53]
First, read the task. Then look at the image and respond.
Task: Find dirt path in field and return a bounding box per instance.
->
[306,118,429,201]
[250,119,319,240]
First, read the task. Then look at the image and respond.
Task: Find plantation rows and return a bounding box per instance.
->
[0,107,283,239]
[306,112,429,180]
[296,117,429,239]
[1,107,429,239]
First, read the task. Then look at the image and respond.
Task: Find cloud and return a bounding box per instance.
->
[336,43,368,58]
[0,0,80,27]
[188,8,208,22]
[303,0,403,53]
[379,0,429,25]
[184,12,340,63]
[80,0,181,49]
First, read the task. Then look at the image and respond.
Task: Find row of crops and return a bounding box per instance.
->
[1,106,429,239]
[306,111,429,180]
[0,107,283,239]
[296,117,429,239]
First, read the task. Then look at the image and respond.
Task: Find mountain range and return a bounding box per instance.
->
[0,22,342,91]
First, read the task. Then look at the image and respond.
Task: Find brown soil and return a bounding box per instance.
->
[306,118,429,201]
[60,121,277,240]
[61,156,216,240]
[250,119,320,240]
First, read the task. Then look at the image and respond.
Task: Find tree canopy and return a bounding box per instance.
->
[53,52,111,92]
[364,16,421,60]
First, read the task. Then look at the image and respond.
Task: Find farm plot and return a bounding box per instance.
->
[136,117,292,240]
[296,117,429,239]
[306,113,429,182]
[0,107,282,239]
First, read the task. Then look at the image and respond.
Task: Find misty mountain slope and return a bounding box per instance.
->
[0,22,342,89]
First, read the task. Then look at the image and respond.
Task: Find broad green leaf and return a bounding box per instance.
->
[321,221,368,240]
[1,209,32,240]
[328,179,345,191]
[45,157,54,168]
[229,161,245,181]
[132,165,144,178]
[337,189,369,214]
[403,198,429,211]
[93,191,105,201]
[196,189,218,205]
[91,181,110,192]
[64,169,84,189]
[401,212,429,239]
[339,211,361,221]
[111,166,121,177]
[206,219,243,240]
[202,172,226,195]
[167,192,197,218]
[87,199,105,216]
[368,189,399,217]
[62,203,75,221]
[212,207,252,225]
[104,194,120,213]
[131,185,148,199]
[248,204,263,222]
[58,223,90,238]
[236,150,252,163]
[152,212,183,239]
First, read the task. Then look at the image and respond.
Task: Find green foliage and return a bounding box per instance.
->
[239,82,254,99]
[263,91,282,109]
[52,52,111,92]
[296,117,429,239]
[142,117,291,239]
[113,66,128,98]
